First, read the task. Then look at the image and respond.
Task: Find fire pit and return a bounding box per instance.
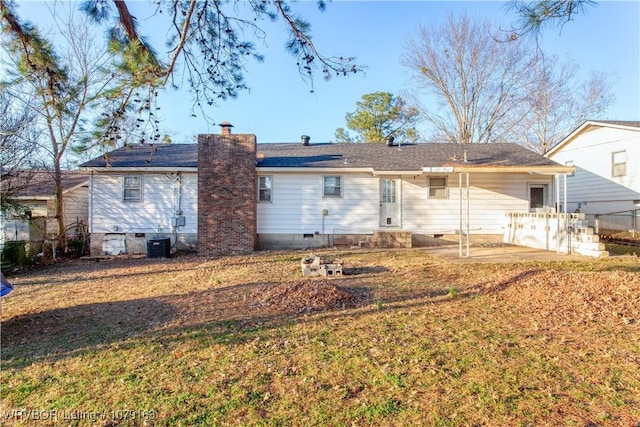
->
[300,254,343,277]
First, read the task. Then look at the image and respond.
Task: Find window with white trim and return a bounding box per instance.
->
[323,176,342,197]
[428,177,448,198]
[258,176,272,202]
[123,176,142,201]
[612,151,626,177]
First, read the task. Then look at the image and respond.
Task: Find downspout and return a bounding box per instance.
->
[459,173,462,257]
[564,173,569,254]
[89,172,94,252]
[173,172,183,249]
[556,174,560,254]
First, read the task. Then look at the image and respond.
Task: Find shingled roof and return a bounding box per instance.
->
[80,141,567,172]
[587,120,640,128]
[1,170,89,199]
[255,142,562,170]
[80,144,198,168]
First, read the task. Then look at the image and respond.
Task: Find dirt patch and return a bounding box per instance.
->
[250,279,368,313]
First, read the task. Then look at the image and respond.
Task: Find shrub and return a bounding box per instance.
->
[66,236,89,258]
[1,240,35,272]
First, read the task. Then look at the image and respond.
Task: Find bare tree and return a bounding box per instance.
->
[402,14,534,144]
[509,53,614,154]
[0,89,40,215]
[1,6,118,250]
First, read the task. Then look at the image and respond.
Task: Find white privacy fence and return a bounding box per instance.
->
[504,212,607,257]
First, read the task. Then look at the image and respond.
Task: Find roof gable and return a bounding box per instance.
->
[547,120,640,158]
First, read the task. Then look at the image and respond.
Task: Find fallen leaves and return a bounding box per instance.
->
[481,269,640,329]
[250,280,366,313]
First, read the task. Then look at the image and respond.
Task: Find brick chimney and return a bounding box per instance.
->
[197,130,257,256]
[219,121,233,135]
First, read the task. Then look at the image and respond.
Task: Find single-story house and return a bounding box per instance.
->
[546,120,640,233]
[1,170,89,248]
[80,124,595,257]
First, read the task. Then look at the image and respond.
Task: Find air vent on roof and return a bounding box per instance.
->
[385,136,395,146]
[301,135,310,146]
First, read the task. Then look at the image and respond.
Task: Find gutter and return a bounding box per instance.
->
[81,167,198,173]
[256,166,574,175]
[452,166,575,175]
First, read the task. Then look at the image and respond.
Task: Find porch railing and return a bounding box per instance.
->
[504,212,586,254]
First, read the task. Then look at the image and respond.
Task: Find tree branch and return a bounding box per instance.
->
[164,0,197,85]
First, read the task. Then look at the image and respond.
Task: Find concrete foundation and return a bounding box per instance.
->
[258,232,504,251]
[90,232,197,256]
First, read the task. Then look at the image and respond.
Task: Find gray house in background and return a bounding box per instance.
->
[81,125,579,257]
[546,120,640,234]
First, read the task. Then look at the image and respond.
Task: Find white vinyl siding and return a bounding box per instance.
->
[547,126,639,208]
[59,185,89,235]
[258,172,543,236]
[403,174,536,235]
[258,173,378,234]
[90,172,197,234]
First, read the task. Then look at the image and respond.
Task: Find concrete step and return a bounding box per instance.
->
[570,233,600,243]
[570,227,594,235]
[571,241,606,251]
[572,247,609,258]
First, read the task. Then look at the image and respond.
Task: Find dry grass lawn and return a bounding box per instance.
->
[1,249,639,426]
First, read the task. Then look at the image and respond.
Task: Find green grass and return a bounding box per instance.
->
[1,250,639,426]
[606,243,640,257]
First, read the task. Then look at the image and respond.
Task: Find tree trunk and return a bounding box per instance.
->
[53,163,66,253]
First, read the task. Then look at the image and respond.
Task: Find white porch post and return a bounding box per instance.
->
[564,173,569,254]
[458,172,469,258]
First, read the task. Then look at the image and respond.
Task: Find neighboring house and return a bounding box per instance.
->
[1,170,89,248]
[81,125,577,257]
[546,120,640,233]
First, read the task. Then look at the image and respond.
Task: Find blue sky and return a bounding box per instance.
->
[10,1,640,144]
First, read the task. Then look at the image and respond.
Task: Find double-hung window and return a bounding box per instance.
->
[258,176,272,202]
[612,151,626,177]
[123,176,142,201]
[428,177,448,198]
[323,176,342,197]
